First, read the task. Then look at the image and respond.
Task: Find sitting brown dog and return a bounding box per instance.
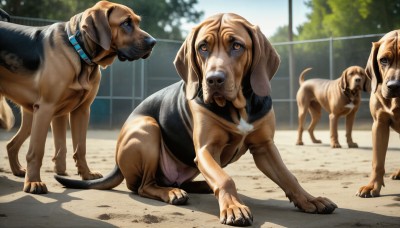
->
[357,30,400,198]
[0,1,155,194]
[296,66,370,148]
[56,13,337,226]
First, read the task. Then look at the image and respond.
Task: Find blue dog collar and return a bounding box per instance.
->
[66,24,93,65]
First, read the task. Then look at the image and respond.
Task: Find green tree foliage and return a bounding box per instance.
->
[298,0,400,40]
[269,0,400,79]
[0,0,203,40]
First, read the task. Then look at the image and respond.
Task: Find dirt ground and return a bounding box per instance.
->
[0,129,399,227]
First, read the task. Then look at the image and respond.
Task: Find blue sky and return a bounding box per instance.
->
[182,0,310,38]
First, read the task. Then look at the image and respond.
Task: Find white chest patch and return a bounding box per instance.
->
[345,102,355,109]
[237,118,254,135]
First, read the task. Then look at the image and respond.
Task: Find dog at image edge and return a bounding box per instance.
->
[0,1,156,194]
[357,30,400,198]
[55,13,337,226]
[296,66,370,148]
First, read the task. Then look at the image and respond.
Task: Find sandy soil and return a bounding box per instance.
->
[0,129,399,227]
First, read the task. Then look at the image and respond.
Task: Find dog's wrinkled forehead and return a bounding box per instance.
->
[105,2,141,26]
[195,14,252,48]
[378,31,400,58]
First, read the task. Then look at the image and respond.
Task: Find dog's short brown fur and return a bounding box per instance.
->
[56,13,337,226]
[0,1,155,194]
[296,66,370,148]
[357,30,400,197]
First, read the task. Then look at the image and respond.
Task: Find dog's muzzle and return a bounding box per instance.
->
[117,36,156,61]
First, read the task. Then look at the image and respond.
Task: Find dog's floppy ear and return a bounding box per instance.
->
[365,42,381,93]
[174,26,201,100]
[81,3,113,51]
[245,24,280,97]
[339,69,348,90]
[363,70,372,92]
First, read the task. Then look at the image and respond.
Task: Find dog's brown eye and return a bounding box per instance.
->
[380,57,389,66]
[199,44,208,52]
[120,18,133,33]
[121,18,132,28]
[232,42,242,50]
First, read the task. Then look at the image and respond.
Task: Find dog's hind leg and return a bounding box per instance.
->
[117,116,189,205]
[296,101,308,145]
[7,108,32,177]
[308,101,322,144]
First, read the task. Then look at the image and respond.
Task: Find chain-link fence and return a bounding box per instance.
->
[6,16,383,130]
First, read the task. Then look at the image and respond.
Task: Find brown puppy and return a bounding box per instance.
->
[0,1,155,194]
[56,13,337,226]
[296,66,370,148]
[357,30,400,197]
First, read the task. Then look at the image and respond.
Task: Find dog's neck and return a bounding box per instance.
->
[342,88,360,103]
[67,14,95,65]
[67,14,117,67]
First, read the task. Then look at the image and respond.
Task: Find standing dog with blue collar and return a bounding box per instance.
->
[0,1,156,194]
[56,13,337,226]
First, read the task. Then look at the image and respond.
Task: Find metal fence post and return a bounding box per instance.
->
[329,37,333,80]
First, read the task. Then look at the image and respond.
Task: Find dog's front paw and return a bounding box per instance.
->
[348,142,358,148]
[80,171,103,180]
[296,141,304,145]
[295,196,337,214]
[220,202,253,226]
[331,143,341,148]
[356,185,381,198]
[23,181,48,194]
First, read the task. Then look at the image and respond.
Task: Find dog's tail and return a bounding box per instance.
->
[0,95,15,130]
[55,165,124,190]
[299,68,312,85]
[0,8,10,22]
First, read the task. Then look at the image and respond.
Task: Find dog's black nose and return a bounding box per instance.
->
[387,80,400,90]
[355,78,361,83]
[145,37,157,48]
[206,71,226,88]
